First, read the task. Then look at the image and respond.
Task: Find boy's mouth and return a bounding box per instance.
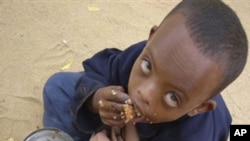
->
[130,99,145,123]
[134,106,142,118]
[132,108,144,123]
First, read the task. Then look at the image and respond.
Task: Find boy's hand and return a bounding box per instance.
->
[90,86,131,126]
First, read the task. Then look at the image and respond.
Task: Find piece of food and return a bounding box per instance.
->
[123,104,134,123]
[123,104,142,122]
[134,107,141,117]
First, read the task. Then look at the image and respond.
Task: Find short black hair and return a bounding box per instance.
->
[165,0,248,94]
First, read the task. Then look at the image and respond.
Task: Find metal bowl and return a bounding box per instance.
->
[24,128,73,141]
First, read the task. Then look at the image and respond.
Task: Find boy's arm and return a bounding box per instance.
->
[71,72,108,134]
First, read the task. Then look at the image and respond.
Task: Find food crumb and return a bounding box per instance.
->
[7,137,14,141]
[62,39,67,44]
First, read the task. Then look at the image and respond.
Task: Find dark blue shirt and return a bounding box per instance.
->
[72,41,231,141]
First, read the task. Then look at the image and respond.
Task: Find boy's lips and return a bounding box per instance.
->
[130,98,145,123]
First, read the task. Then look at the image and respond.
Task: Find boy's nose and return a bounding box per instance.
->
[137,82,159,106]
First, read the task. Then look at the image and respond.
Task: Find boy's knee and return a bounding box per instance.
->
[45,72,66,87]
[46,72,66,86]
[43,72,67,98]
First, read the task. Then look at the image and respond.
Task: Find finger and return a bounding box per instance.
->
[100,86,130,103]
[102,86,125,98]
[99,103,126,120]
[100,111,126,121]
[101,118,126,127]
[110,86,125,93]
[99,109,126,126]
[101,101,125,113]
[105,90,131,104]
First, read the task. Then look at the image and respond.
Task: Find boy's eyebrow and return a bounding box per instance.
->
[146,46,189,102]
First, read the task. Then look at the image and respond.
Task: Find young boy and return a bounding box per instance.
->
[42,0,248,141]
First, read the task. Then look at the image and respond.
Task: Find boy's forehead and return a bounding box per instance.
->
[147,13,190,53]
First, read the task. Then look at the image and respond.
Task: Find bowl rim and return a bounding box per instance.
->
[23,127,73,141]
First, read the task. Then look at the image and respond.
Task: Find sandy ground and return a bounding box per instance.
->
[0,0,249,140]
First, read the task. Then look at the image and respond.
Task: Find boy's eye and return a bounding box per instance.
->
[164,92,179,107]
[140,59,151,74]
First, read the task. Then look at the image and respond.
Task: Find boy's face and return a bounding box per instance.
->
[128,14,222,123]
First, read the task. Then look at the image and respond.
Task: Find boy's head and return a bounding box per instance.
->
[128,0,248,123]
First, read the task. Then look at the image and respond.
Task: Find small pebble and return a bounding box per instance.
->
[7,137,14,141]
[62,39,68,45]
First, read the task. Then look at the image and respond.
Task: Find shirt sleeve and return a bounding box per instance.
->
[71,41,146,134]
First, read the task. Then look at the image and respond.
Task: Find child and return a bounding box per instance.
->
[42,0,248,141]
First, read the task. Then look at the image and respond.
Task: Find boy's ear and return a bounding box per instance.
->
[148,25,158,40]
[187,100,217,117]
